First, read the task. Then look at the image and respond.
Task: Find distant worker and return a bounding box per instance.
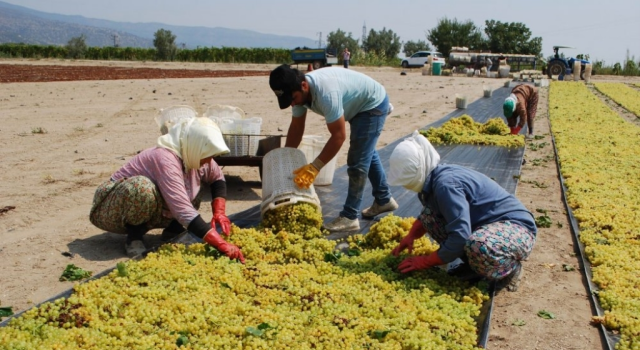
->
[498,53,507,66]
[89,117,245,262]
[268,64,398,232]
[388,131,537,292]
[342,48,351,69]
[485,57,493,77]
[503,84,539,139]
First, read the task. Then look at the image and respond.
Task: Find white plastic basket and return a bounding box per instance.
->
[155,105,198,135]
[483,85,492,98]
[455,94,467,109]
[298,135,337,186]
[218,117,263,157]
[203,105,245,120]
[260,148,321,218]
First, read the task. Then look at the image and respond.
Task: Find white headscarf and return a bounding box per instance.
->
[388,130,441,192]
[157,117,229,171]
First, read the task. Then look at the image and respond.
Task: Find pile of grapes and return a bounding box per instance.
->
[0,205,488,350]
[421,115,524,147]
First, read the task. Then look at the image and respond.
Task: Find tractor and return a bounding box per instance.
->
[546,46,590,80]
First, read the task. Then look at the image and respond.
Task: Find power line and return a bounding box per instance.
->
[537,18,638,35]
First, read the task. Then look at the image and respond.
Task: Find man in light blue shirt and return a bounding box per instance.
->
[269,64,398,232]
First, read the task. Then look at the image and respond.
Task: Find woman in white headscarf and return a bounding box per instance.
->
[90,117,244,262]
[388,131,536,291]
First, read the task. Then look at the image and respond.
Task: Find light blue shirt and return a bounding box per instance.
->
[292,68,386,123]
[421,164,537,263]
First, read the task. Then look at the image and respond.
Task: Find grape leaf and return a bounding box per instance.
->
[59,264,92,281]
[537,310,555,319]
[0,307,13,318]
[176,334,189,346]
[512,319,526,326]
[116,262,128,277]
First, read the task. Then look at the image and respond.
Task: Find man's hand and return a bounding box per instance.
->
[203,229,245,263]
[292,163,319,189]
[510,126,522,135]
[211,198,231,236]
[391,219,426,256]
[397,252,445,273]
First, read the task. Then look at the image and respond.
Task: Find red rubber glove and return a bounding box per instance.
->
[292,163,320,189]
[211,198,231,236]
[510,126,522,135]
[203,229,245,264]
[391,219,427,256]
[397,252,445,273]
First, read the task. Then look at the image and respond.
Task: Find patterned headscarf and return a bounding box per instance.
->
[157,117,229,170]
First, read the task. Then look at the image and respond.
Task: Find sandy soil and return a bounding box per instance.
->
[2,58,636,348]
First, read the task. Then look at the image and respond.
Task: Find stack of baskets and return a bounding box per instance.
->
[204,105,262,157]
[155,105,198,135]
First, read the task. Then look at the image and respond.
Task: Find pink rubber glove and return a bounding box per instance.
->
[391,219,427,256]
[203,229,245,264]
[397,252,445,273]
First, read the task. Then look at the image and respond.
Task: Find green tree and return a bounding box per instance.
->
[403,40,431,56]
[427,18,484,58]
[153,28,177,61]
[362,27,401,59]
[66,34,87,59]
[484,20,542,55]
[326,29,359,55]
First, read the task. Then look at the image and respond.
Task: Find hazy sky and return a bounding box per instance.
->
[5,0,639,64]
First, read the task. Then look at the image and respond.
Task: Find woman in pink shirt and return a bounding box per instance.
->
[90,117,244,262]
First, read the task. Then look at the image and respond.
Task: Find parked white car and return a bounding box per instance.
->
[401,51,446,68]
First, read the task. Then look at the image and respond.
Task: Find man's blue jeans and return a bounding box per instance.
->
[341,95,392,220]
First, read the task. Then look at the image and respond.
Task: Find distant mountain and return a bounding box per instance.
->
[0,1,317,49]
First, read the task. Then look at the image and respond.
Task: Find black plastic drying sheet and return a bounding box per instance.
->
[1,84,521,349]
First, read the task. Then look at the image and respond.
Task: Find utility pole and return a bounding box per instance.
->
[317,32,323,48]
[361,22,367,52]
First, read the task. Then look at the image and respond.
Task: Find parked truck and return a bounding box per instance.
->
[448,50,537,72]
[290,47,338,69]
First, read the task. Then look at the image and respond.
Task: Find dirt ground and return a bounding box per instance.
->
[1,59,638,348]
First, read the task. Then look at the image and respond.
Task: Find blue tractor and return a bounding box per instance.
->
[546,46,590,80]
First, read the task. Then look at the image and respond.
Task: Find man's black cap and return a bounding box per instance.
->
[269,64,298,109]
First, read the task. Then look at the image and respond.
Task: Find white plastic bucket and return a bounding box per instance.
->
[455,94,467,109]
[483,85,492,98]
[298,135,337,186]
[498,66,511,78]
[155,105,198,135]
[260,148,321,218]
[584,63,593,83]
[573,60,581,81]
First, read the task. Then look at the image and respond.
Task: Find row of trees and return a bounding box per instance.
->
[326,18,543,62]
[4,17,637,76]
[67,17,539,66]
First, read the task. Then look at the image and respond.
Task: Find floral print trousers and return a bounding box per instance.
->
[89,176,200,235]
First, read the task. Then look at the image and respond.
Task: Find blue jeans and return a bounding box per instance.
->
[341,94,392,220]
